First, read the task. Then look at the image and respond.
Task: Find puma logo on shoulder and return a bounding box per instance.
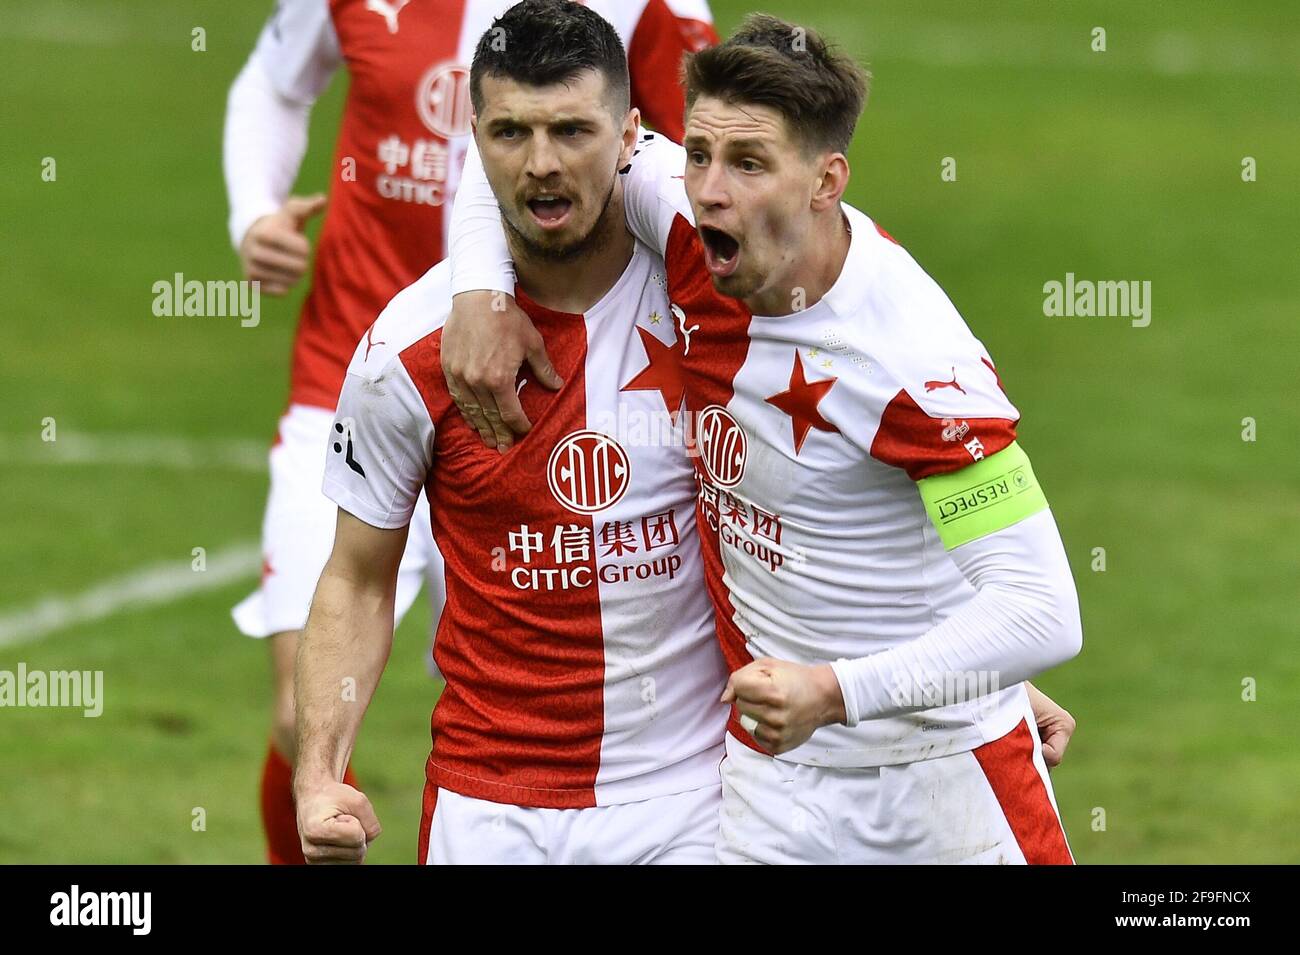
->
[924,367,966,395]
[364,324,386,362]
[671,303,699,355]
[365,0,410,35]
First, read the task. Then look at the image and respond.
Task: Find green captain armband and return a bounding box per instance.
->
[917,441,1049,550]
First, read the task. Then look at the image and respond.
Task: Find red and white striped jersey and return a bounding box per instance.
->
[323,241,728,808]
[247,0,716,410]
[617,134,1036,767]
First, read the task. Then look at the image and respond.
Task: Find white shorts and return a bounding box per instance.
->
[232,404,445,641]
[419,784,722,865]
[718,708,1074,865]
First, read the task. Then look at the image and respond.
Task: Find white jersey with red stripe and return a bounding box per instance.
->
[615,133,1037,768]
[323,240,729,809]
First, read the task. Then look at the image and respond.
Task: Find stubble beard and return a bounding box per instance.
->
[505,172,620,265]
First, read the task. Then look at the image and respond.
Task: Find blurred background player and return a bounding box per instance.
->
[221,0,717,864]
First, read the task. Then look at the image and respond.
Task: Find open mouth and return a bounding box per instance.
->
[700,225,740,278]
[526,194,573,229]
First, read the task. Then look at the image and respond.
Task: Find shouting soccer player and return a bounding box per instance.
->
[442,15,1083,863]
[222,0,717,863]
[293,1,731,864]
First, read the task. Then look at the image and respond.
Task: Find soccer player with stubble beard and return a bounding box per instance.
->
[442,15,1084,864]
[222,0,717,864]
[294,1,731,865]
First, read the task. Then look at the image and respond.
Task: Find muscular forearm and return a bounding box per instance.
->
[294,566,395,790]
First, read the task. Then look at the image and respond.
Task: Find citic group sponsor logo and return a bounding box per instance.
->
[696,405,747,488]
[548,430,631,514]
[700,481,787,575]
[416,62,471,137]
[500,513,685,593]
[510,554,685,592]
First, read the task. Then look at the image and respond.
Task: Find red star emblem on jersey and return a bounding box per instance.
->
[621,325,686,423]
[765,350,840,454]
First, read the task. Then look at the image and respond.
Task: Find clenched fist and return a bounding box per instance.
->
[722,657,847,755]
[295,779,382,865]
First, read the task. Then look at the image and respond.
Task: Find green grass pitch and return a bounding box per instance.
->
[0,0,1296,863]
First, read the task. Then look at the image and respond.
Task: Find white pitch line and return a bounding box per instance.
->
[9,431,268,473]
[0,542,261,649]
[0,1,129,46]
[0,19,126,46]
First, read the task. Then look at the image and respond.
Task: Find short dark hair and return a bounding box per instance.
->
[683,14,869,156]
[470,0,630,119]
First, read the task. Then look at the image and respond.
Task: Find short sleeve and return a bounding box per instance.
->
[323,340,436,530]
[868,352,1020,482]
[861,247,1021,481]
